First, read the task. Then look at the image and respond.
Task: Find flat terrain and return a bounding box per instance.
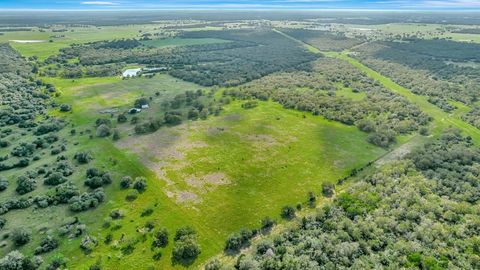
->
[117,100,384,230]
[141,37,229,48]
[0,25,163,60]
[36,73,384,268]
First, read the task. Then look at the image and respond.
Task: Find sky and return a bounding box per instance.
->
[1,0,480,10]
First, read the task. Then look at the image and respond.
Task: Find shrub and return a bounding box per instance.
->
[0,251,42,270]
[0,218,5,230]
[80,235,98,253]
[54,182,80,203]
[187,108,199,120]
[322,183,335,197]
[261,217,275,231]
[117,114,127,123]
[225,228,254,252]
[112,129,120,141]
[141,207,154,217]
[152,228,169,248]
[16,176,36,195]
[133,177,147,193]
[74,151,92,164]
[205,258,223,270]
[109,209,124,219]
[84,169,112,189]
[172,235,200,262]
[0,177,8,191]
[174,226,196,241]
[34,236,59,255]
[96,124,111,138]
[125,190,138,201]
[120,176,132,189]
[59,104,71,112]
[69,188,106,212]
[12,227,31,246]
[280,205,295,220]
[308,191,316,207]
[134,97,149,108]
[241,100,258,109]
[44,172,67,186]
[164,111,182,125]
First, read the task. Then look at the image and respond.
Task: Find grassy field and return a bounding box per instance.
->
[141,37,229,48]
[35,71,387,268]
[338,23,480,43]
[117,100,385,231]
[1,25,161,60]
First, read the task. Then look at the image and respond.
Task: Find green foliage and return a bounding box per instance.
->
[225,229,254,252]
[12,227,31,246]
[119,176,132,189]
[74,151,93,164]
[59,104,72,112]
[34,236,59,255]
[172,233,201,263]
[16,175,36,195]
[321,182,335,197]
[152,228,169,248]
[95,124,111,138]
[241,100,258,109]
[0,251,42,270]
[280,205,295,220]
[132,177,147,193]
[80,235,98,254]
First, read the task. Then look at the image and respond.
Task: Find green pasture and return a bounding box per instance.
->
[35,70,386,268]
[2,24,161,60]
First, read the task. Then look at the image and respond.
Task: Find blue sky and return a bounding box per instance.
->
[1,0,480,10]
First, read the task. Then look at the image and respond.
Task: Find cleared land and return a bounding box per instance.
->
[38,73,384,268]
[117,100,385,229]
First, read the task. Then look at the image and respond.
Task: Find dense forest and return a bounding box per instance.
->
[354,40,480,111]
[214,130,480,269]
[279,28,364,51]
[44,30,318,86]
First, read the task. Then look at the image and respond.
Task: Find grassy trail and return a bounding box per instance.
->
[329,51,480,144]
[275,28,480,145]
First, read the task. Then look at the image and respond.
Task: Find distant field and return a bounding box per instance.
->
[341,23,480,43]
[141,37,229,48]
[1,25,161,59]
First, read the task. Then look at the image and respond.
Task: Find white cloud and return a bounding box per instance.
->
[81,1,117,5]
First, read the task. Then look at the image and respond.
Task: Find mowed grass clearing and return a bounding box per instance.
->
[117,100,385,238]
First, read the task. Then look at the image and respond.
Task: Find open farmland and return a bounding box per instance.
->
[2,8,480,270]
[27,73,385,268]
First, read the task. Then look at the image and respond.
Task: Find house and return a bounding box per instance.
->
[128,108,141,114]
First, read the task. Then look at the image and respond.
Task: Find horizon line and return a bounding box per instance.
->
[1,8,480,12]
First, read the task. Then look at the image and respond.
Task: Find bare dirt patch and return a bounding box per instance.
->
[222,113,243,122]
[244,134,279,147]
[176,191,200,204]
[115,121,231,206]
[185,172,231,189]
